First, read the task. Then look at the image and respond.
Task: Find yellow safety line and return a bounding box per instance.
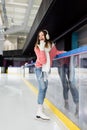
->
[22,77,80,130]
[45,99,80,130]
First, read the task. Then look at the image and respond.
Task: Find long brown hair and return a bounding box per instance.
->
[35,30,52,48]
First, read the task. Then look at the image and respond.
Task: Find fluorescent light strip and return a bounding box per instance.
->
[7,2,28,7]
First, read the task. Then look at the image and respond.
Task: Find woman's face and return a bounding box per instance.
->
[38,31,45,41]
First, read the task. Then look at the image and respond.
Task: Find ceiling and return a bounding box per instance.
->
[1,0,87,58]
[23,0,87,57]
[0,0,42,35]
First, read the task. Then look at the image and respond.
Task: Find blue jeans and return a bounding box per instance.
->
[58,64,79,104]
[35,67,48,104]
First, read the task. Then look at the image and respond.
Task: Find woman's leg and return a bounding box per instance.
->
[35,68,50,119]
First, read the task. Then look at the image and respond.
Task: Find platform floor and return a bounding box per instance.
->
[0,74,68,130]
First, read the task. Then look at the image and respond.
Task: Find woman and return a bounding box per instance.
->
[34,29,64,120]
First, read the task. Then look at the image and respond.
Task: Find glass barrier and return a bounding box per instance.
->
[52,46,87,129]
[23,46,87,130]
[79,52,87,130]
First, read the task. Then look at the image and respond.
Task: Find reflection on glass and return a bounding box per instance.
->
[57,56,79,115]
[79,53,87,130]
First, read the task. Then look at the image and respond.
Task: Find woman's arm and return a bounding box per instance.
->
[50,44,64,59]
